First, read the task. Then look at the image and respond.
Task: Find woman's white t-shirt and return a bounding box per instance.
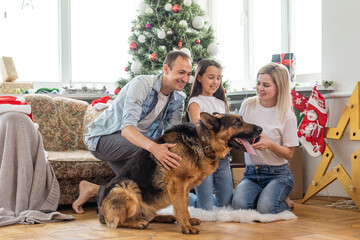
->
[239,98,298,166]
[187,95,227,115]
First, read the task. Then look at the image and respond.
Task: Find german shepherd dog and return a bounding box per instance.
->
[97,112,262,234]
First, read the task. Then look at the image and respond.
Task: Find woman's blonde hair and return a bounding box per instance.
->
[247,62,291,123]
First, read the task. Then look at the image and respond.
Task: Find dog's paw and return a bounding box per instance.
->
[106,220,118,229]
[135,220,149,229]
[181,225,200,234]
[189,217,201,226]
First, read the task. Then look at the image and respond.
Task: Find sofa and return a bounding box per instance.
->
[24,94,115,205]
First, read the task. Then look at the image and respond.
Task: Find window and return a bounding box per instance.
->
[0,0,59,82]
[70,0,140,84]
[211,0,322,91]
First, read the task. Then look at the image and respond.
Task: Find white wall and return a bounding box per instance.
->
[302,0,360,197]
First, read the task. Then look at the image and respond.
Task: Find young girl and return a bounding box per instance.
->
[232,62,298,214]
[186,59,233,210]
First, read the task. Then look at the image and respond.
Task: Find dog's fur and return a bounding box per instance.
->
[97,112,262,234]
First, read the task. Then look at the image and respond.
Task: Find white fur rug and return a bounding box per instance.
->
[157,206,297,223]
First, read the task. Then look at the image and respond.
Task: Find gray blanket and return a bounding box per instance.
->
[0,112,74,227]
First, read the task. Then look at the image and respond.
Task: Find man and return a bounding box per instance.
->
[72,51,192,214]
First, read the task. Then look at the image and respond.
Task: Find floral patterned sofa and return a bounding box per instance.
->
[24,94,115,205]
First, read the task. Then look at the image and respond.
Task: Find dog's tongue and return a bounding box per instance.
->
[239,139,257,156]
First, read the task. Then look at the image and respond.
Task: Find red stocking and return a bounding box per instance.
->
[297,87,327,157]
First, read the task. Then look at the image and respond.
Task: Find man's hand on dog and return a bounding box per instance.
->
[149,143,181,170]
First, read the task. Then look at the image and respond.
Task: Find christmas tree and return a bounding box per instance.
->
[116,0,220,98]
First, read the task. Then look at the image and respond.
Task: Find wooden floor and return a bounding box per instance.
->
[0,198,359,240]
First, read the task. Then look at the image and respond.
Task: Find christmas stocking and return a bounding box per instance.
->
[297,86,327,157]
[291,89,308,127]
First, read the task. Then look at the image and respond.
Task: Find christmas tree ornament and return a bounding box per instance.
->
[139,3,150,14]
[146,23,151,29]
[114,88,121,95]
[195,39,200,44]
[172,4,180,13]
[167,30,173,35]
[180,47,191,57]
[189,75,195,83]
[207,43,218,55]
[150,53,157,61]
[157,30,166,39]
[131,61,142,74]
[297,86,327,157]
[125,67,129,71]
[158,45,167,51]
[184,0,192,6]
[145,7,153,14]
[138,35,146,43]
[164,3,172,11]
[179,20,187,27]
[137,24,141,29]
[178,38,183,49]
[130,42,138,50]
[192,16,204,29]
[131,27,135,32]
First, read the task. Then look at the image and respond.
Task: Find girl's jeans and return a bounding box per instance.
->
[189,155,233,210]
[232,164,294,214]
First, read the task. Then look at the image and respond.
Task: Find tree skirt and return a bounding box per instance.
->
[157,206,297,223]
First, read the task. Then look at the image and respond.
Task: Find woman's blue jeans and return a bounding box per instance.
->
[232,164,294,214]
[188,155,233,210]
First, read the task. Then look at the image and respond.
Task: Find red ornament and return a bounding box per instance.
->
[114,88,121,95]
[150,53,157,61]
[130,42,138,50]
[224,89,227,94]
[178,38,183,50]
[195,39,200,44]
[172,4,180,13]
[125,67,129,71]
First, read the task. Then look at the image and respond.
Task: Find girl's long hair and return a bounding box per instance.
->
[185,59,229,122]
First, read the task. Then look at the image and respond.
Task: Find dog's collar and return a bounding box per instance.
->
[196,123,216,159]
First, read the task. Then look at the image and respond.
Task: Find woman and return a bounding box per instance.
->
[232,63,298,214]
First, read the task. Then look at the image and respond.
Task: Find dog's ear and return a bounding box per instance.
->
[200,112,220,130]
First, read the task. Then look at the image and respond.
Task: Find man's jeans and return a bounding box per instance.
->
[232,164,294,214]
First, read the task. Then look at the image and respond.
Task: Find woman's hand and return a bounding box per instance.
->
[148,142,182,170]
[252,134,273,151]
[252,134,294,160]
